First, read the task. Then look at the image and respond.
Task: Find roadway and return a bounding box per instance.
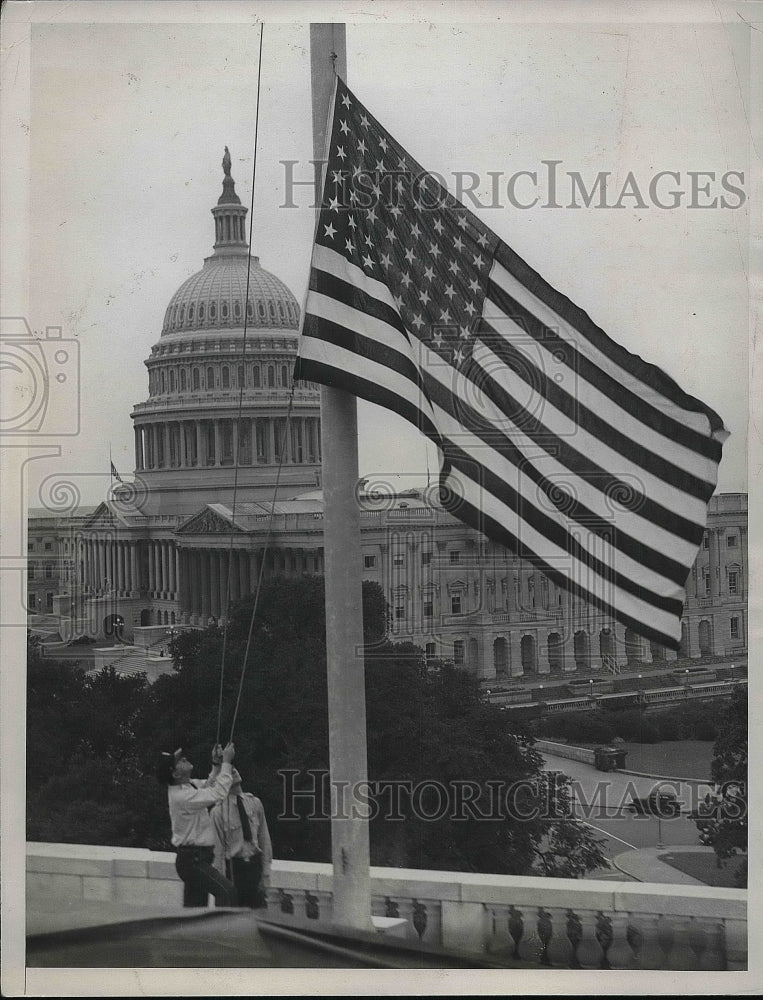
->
[540,751,710,861]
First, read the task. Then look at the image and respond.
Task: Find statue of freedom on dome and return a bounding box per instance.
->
[222,146,232,178]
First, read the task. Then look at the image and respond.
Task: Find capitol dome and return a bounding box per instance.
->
[162,255,300,335]
[161,148,300,336]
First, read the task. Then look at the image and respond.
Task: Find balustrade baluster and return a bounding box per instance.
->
[537,907,553,966]
[626,916,644,968]
[566,908,583,968]
[508,905,524,959]
[384,896,399,918]
[656,917,675,969]
[279,889,294,915]
[412,899,428,940]
[595,910,614,969]
[305,890,319,920]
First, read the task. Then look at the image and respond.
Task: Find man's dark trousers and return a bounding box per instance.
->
[175,846,237,907]
[229,854,266,909]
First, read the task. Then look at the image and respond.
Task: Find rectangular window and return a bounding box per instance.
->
[27,542,34,551]
[44,564,54,580]
[44,542,53,551]
[46,592,54,612]
[363,554,376,570]
[727,535,737,547]
[449,550,460,564]
[730,616,739,638]
[451,594,462,615]
[425,642,436,659]
[704,572,710,595]
[453,640,464,666]
[421,551,432,566]
[392,554,405,566]
[28,592,36,610]
[423,600,433,618]
[394,605,405,620]
[703,535,709,549]
[28,565,35,580]
[729,571,738,595]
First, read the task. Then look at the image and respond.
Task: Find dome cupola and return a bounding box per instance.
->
[161,149,300,336]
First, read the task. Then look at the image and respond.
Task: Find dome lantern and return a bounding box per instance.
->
[211,146,248,254]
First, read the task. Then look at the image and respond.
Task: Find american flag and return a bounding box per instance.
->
[294,78,727,649]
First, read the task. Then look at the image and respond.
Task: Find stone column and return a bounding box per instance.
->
[134,427,143,471]
[208,550,219,618]
[560,627,576,673]
[509,632,523,677]
[219,550,229,618]
[161,542,169,598]
[231,420,238,466]
[178,422,187,468]
[709,529,721,599]
[589,630,602,671]
[147,542,156,594]
[155,542,163,597]
[200,551,211,620]
[239,548,249,597]
[269,419,277,464]
[195,421,203,467]
[537,629,551,675]
[249,551,258,589]
[130,544,138,595]
[229,550,240,602]
[174,546,181,601]
[214,421,222,467]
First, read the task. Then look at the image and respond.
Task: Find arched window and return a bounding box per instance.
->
[221,302,229,320]
[222,366,230,388]
[267,366,275,388]
[192,367,200,390]
[258,302,266,320]
[210,302,217,320]
[198,302,205,321]
[179,369,186,391]
[169,370,176,392]
[238,366,244,387]
[247,300,254,321]
[206,366,215,389]
[188,303,194,323]
[252,365,260,388]
[178,305,185,324]
[269,302,276,319]
[281,364,289,387]
[160,370,166,393]
[233,300,241,320]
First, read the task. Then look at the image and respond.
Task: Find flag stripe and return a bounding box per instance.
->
[442,470,682,647]
[445,461,682,636]
[420,357,698,581]
[491,242,727,441]
[482,285,720,487]
[466,342,709,538]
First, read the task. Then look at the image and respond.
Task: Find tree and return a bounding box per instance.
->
[693,684,747,886]
[28,576,606,878]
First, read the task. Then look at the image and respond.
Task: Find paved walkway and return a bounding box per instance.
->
[612,845,715,885]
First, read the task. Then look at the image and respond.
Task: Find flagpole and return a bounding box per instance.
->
[309,23,373,933]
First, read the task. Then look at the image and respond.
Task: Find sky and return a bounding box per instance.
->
[8,5,754,510]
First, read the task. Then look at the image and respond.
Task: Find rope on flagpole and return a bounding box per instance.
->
[215,20,265,744]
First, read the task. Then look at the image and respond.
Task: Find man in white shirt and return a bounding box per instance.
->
[157,741,238,907]
[212,768,273,909]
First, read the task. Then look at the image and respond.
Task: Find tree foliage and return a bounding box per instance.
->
[27,576,605,877]
[693,684,747,886]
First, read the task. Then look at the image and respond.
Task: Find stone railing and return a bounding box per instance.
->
[26,843,746,970]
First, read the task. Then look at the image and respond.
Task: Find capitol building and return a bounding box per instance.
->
[29,160,748,681]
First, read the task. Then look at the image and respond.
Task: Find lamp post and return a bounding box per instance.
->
[730,663,735,684]
[684,667,690,703]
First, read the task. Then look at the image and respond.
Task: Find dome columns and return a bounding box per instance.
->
[134,416,322,471]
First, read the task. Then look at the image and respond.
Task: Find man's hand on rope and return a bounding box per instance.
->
[211,743,224,766]
[222,741,236,764]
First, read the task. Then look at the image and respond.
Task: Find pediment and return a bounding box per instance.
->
[81,501,119,530]
[177,505,243,535]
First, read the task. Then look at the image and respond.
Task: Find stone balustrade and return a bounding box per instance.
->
[26,842,746,970]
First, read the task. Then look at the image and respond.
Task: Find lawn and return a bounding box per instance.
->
[658,851,746,888]
[615,740,714,779]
